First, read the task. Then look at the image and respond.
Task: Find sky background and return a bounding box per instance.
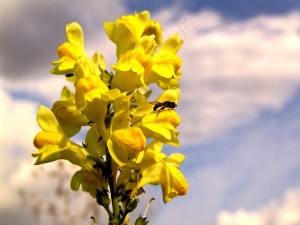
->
[1,0,300,225]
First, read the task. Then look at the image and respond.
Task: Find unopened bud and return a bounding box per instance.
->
[96,189,111,207]
[135,215,148,225]
[126,198,139,212]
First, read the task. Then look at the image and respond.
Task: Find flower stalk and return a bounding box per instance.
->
[32,10,188,225]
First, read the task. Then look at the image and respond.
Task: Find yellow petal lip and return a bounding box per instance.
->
[57,42,82,59]
[111,128,146,153]
[75,75,108,111]
[140,110,180,146]
[33,131,70,150]
[108,127,146,167]
[143,110,180,128]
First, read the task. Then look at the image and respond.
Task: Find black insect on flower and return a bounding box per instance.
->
[151,101,177,117]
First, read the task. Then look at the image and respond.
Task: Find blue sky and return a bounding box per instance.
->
[123,0,299,19]
[1,1,300,225]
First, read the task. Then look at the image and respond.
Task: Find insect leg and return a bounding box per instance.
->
[156,106,165,117]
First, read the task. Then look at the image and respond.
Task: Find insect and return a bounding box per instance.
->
[65,73,74,77]
[152,101,177,117]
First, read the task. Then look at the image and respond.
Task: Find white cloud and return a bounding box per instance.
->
[152,10,300,145]
[217,188,300,225]
[0,79,108,224]
[0,84,39,207]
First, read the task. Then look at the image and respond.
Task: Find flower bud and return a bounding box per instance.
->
[135,215,148,225]
[96,189,111,207]
[126,198,139,212]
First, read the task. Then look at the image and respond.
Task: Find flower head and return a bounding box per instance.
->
[33,11,188,221]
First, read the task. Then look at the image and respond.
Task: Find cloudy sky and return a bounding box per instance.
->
[1,0,300,225]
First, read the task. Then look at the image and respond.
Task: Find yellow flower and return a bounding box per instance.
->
[104,10,162,58]
[107,93,147,167]
[75,74,120,142]
[52,86,89,137]
[133,152,188,203]
[160,153,188,203]
[108,128,146,166]
[128,89,180,150]
[110,34,183,93]
[33,11,188,215]
[111,48,153,92]
[50,22,104,83]
[51,22,87,75]
[147,34,183,84]
[75,75,109,110]
[140,109,180,147]
[135,140,166,169]
[32,105,94,170]
[117,140,166,195]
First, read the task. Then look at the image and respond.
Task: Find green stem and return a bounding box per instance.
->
[106,148,120,224]
[103,205,115,222]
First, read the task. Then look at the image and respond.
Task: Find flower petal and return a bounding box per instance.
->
[66,22,84,47]
[37,105,65,133]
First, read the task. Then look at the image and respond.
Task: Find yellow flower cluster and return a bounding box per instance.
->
[32,11,188,208]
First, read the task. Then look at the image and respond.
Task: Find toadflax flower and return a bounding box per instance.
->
[52,86,89,137]
[104,10,162,59]
[129,142,188,203]
[32,11,188,224]
[50,22,87,75]
[51,22,103,82]
[107,93,147,167]
[32,105,94,170]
